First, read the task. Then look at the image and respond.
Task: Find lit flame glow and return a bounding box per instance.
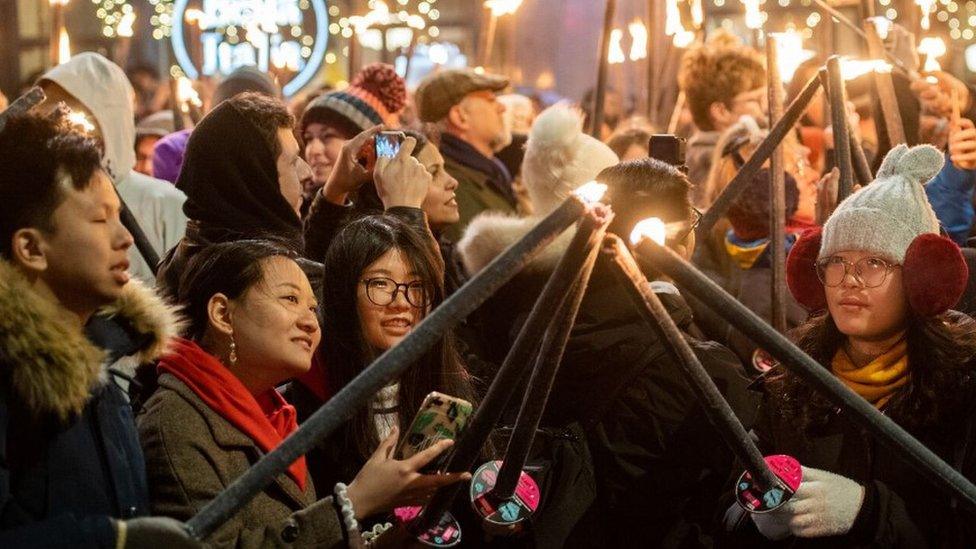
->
[608,28,625,64]
[484,0,523,17]
[629,20,647,61]
[867,16,892,40]
[630,218,666,246]
[839,58,892,81]
[66,110,94,133]
[57,28,71,65]
[673,30,696,48]
[743,0,763,30]
[116,12,136,38]
[690,0,704,28]
[770,29,815,83]
[49,0,70,5]
[176,77,202,112]
[574,181,608,204]
[185,8,208,28]
[919,36,947,72]
[664,0,683,36]
[926,75,939,84]
[916,0,936,31]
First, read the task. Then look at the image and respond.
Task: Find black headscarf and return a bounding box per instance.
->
[176,100,303,250]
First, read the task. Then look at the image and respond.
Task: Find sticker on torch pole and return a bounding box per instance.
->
[394,506,462,547]
[735,455,802,513]
[469,460,541,526]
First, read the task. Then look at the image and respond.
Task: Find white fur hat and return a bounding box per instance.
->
[521,104,619,215]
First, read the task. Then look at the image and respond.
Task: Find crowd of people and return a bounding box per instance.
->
[4,22,976,548]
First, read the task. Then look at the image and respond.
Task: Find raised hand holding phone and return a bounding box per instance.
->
[345,427,472,520]
[321,125,385,205]
[374,135,431,209]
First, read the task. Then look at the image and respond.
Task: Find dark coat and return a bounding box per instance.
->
[457,216,758,547]
[138,373,346,548]
[726,322,976,548]
[0,261,179,548]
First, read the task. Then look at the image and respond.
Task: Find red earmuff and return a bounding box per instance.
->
[786,227,827,312]
[903,233,968,317]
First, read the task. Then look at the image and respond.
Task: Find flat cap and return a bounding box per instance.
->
[414,68,509,123]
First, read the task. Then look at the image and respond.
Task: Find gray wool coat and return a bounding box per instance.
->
[138,373,347,548]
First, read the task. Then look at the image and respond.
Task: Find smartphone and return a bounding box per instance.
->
[375,130,406,159]
[649,134,688,172]
[395,391,473,473]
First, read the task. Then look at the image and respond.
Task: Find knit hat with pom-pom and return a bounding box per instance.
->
[521,104,619,215]
[300,63,406,137]
[819,144,944,263]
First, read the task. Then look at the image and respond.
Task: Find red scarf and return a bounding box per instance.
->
[158,337,307,491]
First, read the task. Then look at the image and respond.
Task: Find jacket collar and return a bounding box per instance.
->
[158,373,313,507]
[0,260,181,423]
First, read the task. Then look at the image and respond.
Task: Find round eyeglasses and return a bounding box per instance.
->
[361,277,428,308]
[816,256,899,288]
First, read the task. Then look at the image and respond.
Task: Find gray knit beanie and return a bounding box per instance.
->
[819,144,944,263]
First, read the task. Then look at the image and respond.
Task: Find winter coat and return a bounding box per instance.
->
[138,373,346,548]
[41,52,187,283]
[439,134,519,244]
[458,214,759,547]
[686,130,721,202]
[726,318,976,548]
[0,261,179,548]
[926,153,976,246]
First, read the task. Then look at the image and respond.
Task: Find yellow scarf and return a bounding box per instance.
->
[831,339,909,409]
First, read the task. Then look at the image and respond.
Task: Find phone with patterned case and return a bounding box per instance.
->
[395,391,473,473]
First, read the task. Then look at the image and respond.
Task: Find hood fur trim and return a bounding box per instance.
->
[0,262,183,422]
[457,212,575,276]
[0,261,105,423]
[96,277,184,364]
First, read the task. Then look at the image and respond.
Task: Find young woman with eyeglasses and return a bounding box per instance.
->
[727,145,976,546]
[286,214,480,527]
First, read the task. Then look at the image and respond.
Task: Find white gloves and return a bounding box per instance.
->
[751,466,866,539]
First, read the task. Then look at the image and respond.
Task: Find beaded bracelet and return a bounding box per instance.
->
[334,482,360,536]
[362,522,393,543]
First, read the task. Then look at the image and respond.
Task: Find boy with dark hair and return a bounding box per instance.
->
[678,43,766,194]
[0,111,196,548]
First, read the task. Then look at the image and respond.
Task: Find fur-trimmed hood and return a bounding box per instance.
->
[457,212,576,276]
[0,261,181,423]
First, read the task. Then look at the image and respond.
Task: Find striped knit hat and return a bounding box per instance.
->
[300,63,406,137]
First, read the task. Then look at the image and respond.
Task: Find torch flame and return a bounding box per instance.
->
[770,28,815,83]
[690,0,704,28]
[66,109,95,133]
[664,0,683,36]
[608,29,625,64]
[839,58,892,81]
[57,27,71,65]
[916,0,936,31]
[116,12,136,38]
[630,218,667,246]
[867,16,892,40]
[574,181,608,204]
[919,37,947,72]
[177,77,202,112]
[743,0,763,30]
[484,0,523,17]
[629,20,647,61]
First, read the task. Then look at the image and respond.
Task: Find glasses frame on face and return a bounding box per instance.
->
[361,277,428,308]
[669,207,703,244]
[816,255,900,289]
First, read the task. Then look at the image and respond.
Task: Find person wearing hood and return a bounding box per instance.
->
[0,111,195,548]
[155,92,314,299]
[458,105,755,546]
[38,52,188,284]
[728,145,976,546]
